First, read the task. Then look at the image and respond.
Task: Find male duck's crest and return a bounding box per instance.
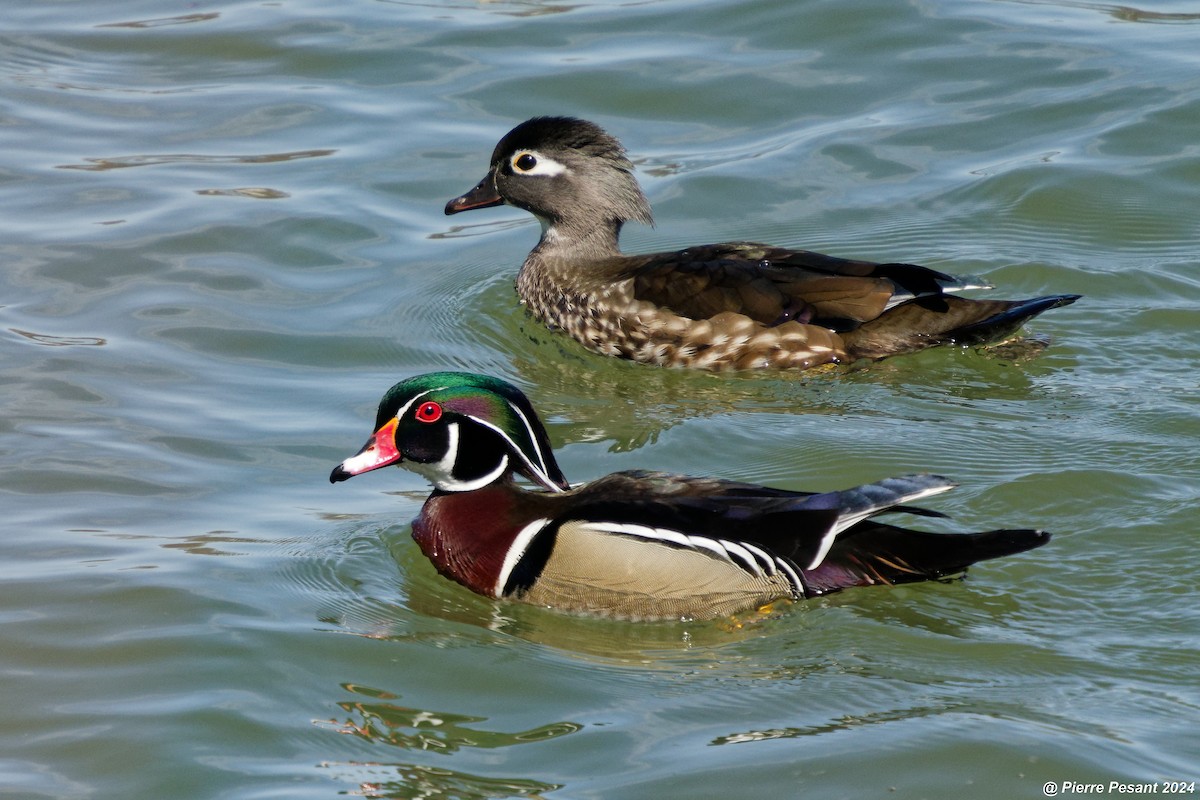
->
[331,371,1051,621]
[445,116,1079,371]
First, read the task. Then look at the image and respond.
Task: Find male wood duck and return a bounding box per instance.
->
[445,116,1079,371]
[330,372,1049,620]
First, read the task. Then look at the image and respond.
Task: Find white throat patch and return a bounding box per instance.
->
[411,422,509,492]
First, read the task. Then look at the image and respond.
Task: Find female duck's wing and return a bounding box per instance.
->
[625,242,980,330]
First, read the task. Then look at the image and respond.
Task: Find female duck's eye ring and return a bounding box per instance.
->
[509,152,566,177]
[415,401,442,423]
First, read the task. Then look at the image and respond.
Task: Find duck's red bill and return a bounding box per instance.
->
[329,419,401,483]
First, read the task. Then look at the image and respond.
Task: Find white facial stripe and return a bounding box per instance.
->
[505,401,553,477]
[511,150,568,177]
[460,453,509,491]
[468,411,564,493]
[430,420,459,478]
[414,454,508,492]
[416,422,511,492]
[494,518,552,597]
[393,387,442,422]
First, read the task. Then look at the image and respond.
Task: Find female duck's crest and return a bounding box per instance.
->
[330,372,569,493]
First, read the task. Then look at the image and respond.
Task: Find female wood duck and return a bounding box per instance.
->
[330,372,1049,621]
[445,116,1079,371]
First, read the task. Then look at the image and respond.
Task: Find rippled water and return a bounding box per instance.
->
[3,0,1198,797]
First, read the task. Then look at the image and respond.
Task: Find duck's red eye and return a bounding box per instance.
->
[415,401,442,423]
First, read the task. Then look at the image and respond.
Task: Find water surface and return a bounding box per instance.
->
[2,0,1198,797]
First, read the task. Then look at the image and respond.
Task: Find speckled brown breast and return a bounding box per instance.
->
[516,255,849,371]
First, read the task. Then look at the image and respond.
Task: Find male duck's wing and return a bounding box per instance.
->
[550,471,954,573]
[506,471,1047,616]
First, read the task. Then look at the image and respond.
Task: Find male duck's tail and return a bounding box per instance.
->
[801,523,1050,597]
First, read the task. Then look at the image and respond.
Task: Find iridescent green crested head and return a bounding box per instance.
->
[330,372,569,492]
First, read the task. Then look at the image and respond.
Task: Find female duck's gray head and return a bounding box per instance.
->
[445,116,653,243]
